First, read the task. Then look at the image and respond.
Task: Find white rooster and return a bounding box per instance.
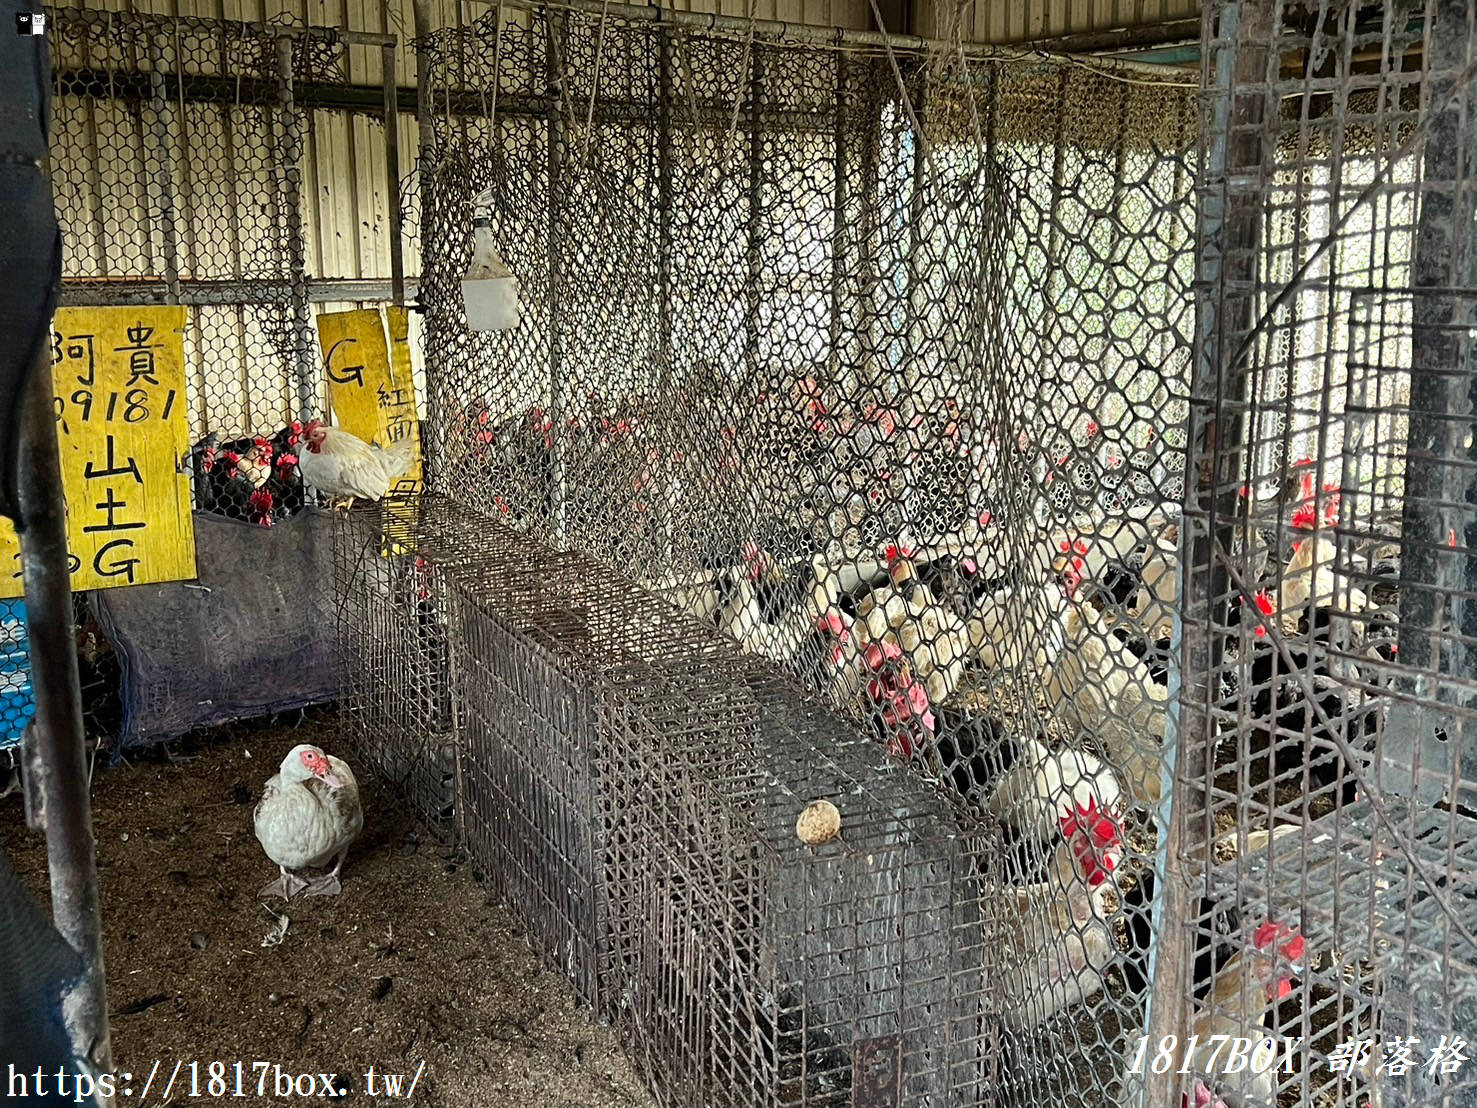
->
[993,797,1124,1029]
[297,419,417,509]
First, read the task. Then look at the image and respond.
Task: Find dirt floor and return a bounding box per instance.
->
[0,717,656,1108]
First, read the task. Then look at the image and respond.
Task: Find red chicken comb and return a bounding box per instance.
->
[1252,589,1275,638]
[1253,920,1306,997]
[883,543,914,565]
[1059,798,1122,887]
[1252,920,1306,960]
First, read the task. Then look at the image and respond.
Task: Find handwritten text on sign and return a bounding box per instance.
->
[317,307,422,493]
[0,307,196,599]
[317,307,423,558]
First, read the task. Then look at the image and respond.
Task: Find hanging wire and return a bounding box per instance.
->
[580,0,611,164]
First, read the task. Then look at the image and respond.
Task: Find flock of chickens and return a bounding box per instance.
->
[189,388,1396,1105]
[646,452,1394,1106]
[187,419,417,523]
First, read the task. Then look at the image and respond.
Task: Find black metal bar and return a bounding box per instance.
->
[275,35,315,424]
[53,6,394,47]
[1144,3,1274,1107]
[1016,16,1203,55]
[58,277,421,306]
[54,66,852,131]
[15,346,112,1082]
[1396,0,1477,724]
[383,40,406,307]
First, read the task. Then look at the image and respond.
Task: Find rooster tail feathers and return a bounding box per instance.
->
[379,433,418,478]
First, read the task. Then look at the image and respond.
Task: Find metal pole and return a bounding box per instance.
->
[1397,0,1477,725]
[276,35,315,424]
[412,0,443,492]
[546,9,567,546]
[384,40,406,307]
[147,42,181,301]
[16,348,113,1096]
[1142,4,1273,1107]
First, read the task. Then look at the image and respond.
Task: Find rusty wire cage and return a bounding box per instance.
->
[1151,2,1477,1107]
[325,0,1477,1104]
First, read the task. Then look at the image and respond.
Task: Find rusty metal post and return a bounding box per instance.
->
[1142,4,1273,1107]
[16,346,113,1093]
[384,39,406,308]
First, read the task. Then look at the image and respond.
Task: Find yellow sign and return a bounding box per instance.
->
[317,307,423,557]
[318,308,422,489]
[0,307,197,599]
[384,306,424,493]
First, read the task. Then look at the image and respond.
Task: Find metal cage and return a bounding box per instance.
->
[327,1,1477,1106]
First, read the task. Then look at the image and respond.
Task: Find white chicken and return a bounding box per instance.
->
[1045,600,1169,808]
[1275,533,1369,626]
[979,736,1124,844]
[297,419,417,509]
[254,743,364,900]
[993,797,1123,1029]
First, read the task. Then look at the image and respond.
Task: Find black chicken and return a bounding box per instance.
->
[1118,870,1240,1009]
[203,446,256,520]
[186,432,221,511]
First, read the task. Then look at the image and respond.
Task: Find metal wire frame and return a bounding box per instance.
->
[355,496,1002,1108]
[48,6,406,457]
[1152,3,1477,1107]
[393,5,1203,1107]
[333,500,458,838]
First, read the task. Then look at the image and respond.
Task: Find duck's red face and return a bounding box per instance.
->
[299,747,343,790]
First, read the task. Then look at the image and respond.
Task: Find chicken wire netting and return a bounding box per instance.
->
[387,4,1205,1106]
[1154,3,1477,1108]
[45,8,408,748]
[50,8,405,529]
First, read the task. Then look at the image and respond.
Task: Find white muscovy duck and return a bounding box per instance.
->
[254,743,364,900]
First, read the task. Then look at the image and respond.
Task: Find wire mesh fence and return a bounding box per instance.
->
[383,4,1207,1105]
[318,0,1477,1105]
[50,8,406,528]
[1156,2,1477,1107]
[46,8,410,748]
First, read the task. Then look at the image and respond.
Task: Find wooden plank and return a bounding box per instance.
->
[0,307,197,598]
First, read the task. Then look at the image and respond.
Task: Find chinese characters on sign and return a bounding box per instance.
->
[316,307,423,491]
[316,307,423,556]
[0,307,196,599]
